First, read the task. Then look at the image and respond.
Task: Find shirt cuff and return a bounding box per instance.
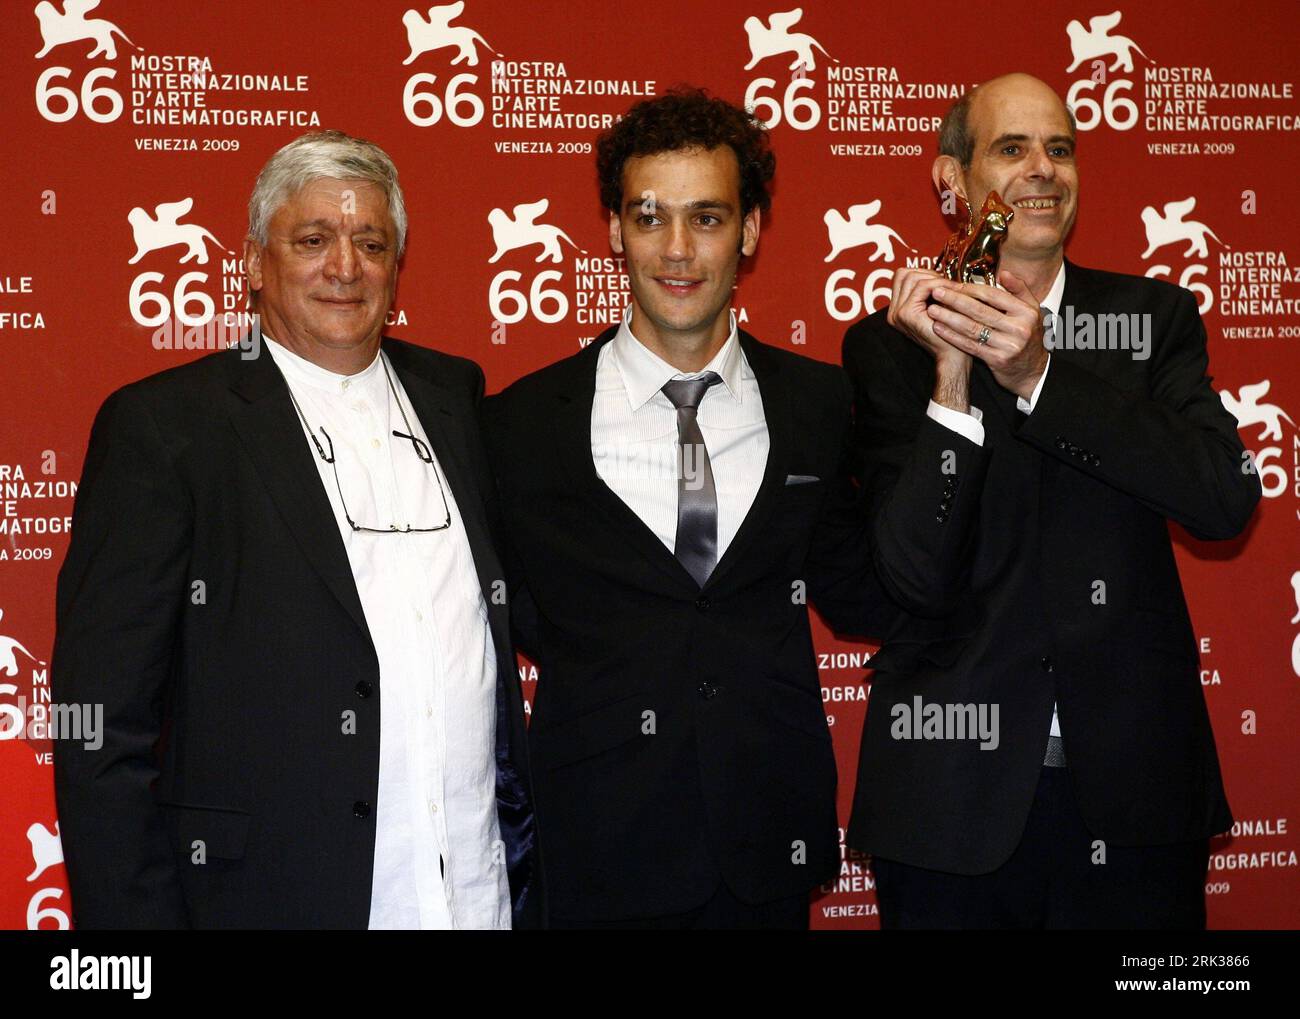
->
[926,400,985,447]
[1016,355,1051,414]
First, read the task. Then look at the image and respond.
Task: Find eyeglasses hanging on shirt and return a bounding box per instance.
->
[283,354,453,534]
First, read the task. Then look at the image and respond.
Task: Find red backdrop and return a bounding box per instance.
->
[2,0,1297,929]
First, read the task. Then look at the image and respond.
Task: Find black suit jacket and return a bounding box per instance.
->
[52,338,538,929]
[842,261,1260,875]
[482,327,889,922]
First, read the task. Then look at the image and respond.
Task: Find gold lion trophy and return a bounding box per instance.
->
[934,186,1014,285]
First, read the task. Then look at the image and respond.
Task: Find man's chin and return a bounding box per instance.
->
[1003,235,1067,264]
[638,300,726,338]
[300,335,378,359]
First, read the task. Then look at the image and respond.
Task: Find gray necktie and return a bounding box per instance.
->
[662,372,723,587]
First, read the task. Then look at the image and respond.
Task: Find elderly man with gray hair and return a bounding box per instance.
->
[52,130,539,929]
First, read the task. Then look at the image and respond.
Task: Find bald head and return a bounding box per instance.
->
[939,73,1075,167]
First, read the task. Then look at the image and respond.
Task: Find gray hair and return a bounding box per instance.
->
[938,85,1077,167]
[247,129,408,255]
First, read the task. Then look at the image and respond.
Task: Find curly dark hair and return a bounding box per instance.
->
[596,87,776,217]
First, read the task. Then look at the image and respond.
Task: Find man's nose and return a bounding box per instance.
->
[663,218,693,263]
[1026,144,1055,178]
[324,239,361,283]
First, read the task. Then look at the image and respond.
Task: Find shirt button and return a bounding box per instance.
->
[353,800,371,818]
[415,610,424,622]
[1040,656,1055,672]
[426,705,433,718]
[354,680,373,699]
[342,379,351,390]
[428,801,439,814]
[371,437,381,449]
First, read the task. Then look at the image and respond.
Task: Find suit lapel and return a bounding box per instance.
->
[1060,258,1099,320]
[703,332,789,591]
[553,329,699,591]
[226,348,371,640]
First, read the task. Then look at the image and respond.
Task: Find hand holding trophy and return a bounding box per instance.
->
[888,179,1046,407]
[924,182,1050,401]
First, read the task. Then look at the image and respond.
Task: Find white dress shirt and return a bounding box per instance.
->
[264,334,509,930]
[921,263,1067,738]
[591,308,768,560]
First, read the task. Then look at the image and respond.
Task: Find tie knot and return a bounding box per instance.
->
[662,371,721,411]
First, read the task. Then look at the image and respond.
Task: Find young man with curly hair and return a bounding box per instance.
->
[483,89,891,929]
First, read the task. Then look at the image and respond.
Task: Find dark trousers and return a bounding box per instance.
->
[552,882,810,930]
[872,766,1210,929]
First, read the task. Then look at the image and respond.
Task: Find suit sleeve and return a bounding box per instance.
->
[804,369,899,639]
[51,386,192,929]
[479,391,542,659]
[842,319,991,617]
[1015,288,1260,540]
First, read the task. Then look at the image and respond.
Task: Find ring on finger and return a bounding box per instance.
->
[977,325,992,345]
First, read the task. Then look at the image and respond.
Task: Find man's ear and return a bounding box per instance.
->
[932,155,966,216]
[608,209,624,255]
[243,236,263,293]
[740,206,761,257]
